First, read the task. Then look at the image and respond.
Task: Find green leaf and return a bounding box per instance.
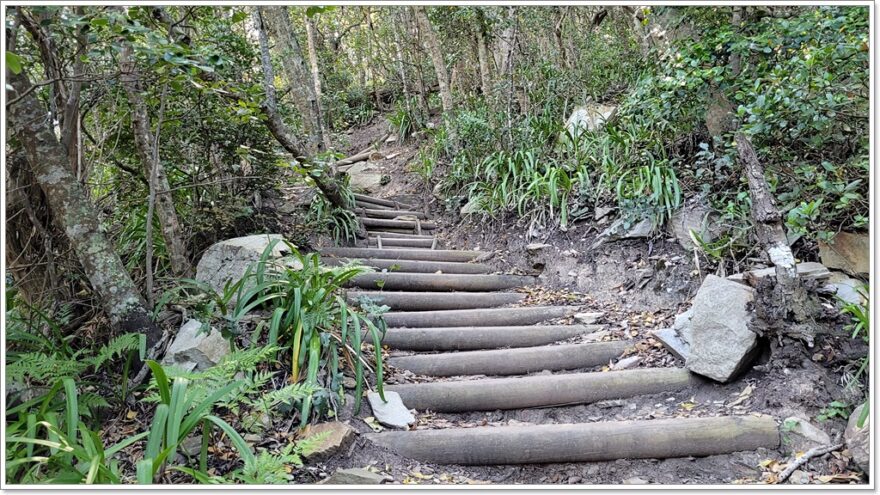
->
[62,378,78,444]
[231,10,248,23]
[6,52,23,74]
[204,415,255,466]
[146,360,171,405]
[136,459,153,484]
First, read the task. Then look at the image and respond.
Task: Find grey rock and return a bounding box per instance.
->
[320,468,384,485]
[788,470,809,485]
[367,391,415,429]
[594,206,614,221]
[612,356,641,370]
[822,272,868,306]
[622,476,649,485]
[574,312,603,324]
[622,218,654,239]
[653,328,690,361]
[526,243,551,253]
[819,231,869,275]
[593,218,654,248]
[301,421,356,461]
[195,234,298,301]
[845,404,869,473]
[783,416,832,453]
[162,319,230,372]
[565,104,617,137]
[460,198,481,216]
[685,275,759,383]
[347,162,386,194]
[667,203,722,250]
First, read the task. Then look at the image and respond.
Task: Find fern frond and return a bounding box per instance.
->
[89,333,141,370]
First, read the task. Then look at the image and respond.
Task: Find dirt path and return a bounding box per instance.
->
[298,119,864,486]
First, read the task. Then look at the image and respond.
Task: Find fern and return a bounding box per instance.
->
[6,352,90,383]
[89,333,142,371]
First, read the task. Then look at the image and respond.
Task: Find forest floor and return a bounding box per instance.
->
[293,116,865,486]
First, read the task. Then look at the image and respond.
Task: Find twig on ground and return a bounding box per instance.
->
[776,443,844,484]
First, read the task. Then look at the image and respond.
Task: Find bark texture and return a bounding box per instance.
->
[414,7,458,148]
[118,43,190,276]
[7,71,162,346]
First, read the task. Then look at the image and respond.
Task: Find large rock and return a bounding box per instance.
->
[162,319,230,372]
[845,404,869,473]
[684,275,759,383]
[565,103,617,138]
[301,421,356,461]
[822,272,868,306]
[782,416,832,453]
[320,468,384,485]
[346,162,388,194]
[653,309,694,360]
[667,204,722,250]
[819,232,869,276]
[367,391,415,429]
[195,234,299,299]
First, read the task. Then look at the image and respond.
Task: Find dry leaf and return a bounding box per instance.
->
[126,410,138,420]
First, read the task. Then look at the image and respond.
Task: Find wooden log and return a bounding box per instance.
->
[367,231,435,239]
[367,238,435,248]
[352,193,414,210]
[366,415,780,465]
[355,200,394,210]
[320,257,493,275]
[346,291,524,311]
[381,324,600,351]
[383,306,574,328]
[388,341,628,376]
[320,247,480,263]
[347,272,535,292]
[336,149,382,168]
[359,208,427,219]
[362,218,437,230]
[388,368,695,411]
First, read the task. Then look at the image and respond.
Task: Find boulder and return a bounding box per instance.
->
[667,204,722,250]
[652,327,690,361]
[782,416,832,453]
[346,162,388,194]
[819,232,869,276]
[845,404,869,473]
[684,275,759,383]
[195,234,299,299]
[320,468,384,485]
[301,421,356,461]
[821,272,868,306]
[565,103,617,138]
[162,319,230,372]
[367,391,415,429]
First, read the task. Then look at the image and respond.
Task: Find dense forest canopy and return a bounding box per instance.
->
[3,4,870,485]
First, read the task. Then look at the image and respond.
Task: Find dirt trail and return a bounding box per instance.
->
[298,118,864,486]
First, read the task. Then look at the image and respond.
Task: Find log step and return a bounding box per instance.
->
[355,200,393,210]
[368,238,435,249]
[381,324,600,351]
[388,368,695,412]
[347,273,535,292]
[320,257,493,274]
[383,306,575,328]
[346,291,524,311]
[388,341,628,376]
[359,208,427,219]
[367,231,435,239]
[362,218,437,230]
[353,193,414,209]
[366,415,780,465]
[321,247,480,263]
[364,227,426,235]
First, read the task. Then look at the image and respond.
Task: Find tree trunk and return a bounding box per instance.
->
[261,6,324,153]
[305,14,332,150]
[736,133,814,342]
[7,70,162,347]
[253,7,354,214]
[118,43,190,277]
[476,28,492,96]
[414,6,457,148]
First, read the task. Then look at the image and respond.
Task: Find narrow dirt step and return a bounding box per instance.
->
[367,231,435,239]
[358,208,427,219]
[347,272,535,292]
[362,218,437,230]
[353,193,414,209]
[346,291,523,311]
[388,368,695,412]
[388,341,628,376]
[381,324,600,351]
[319,257,493,274]
[321,247,480,263]
[367,238,435,249]
[383,306,574,328]
[365,415,780,465]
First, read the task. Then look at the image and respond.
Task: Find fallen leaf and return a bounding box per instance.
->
[363,416,384,432]
[126,410,138,420]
